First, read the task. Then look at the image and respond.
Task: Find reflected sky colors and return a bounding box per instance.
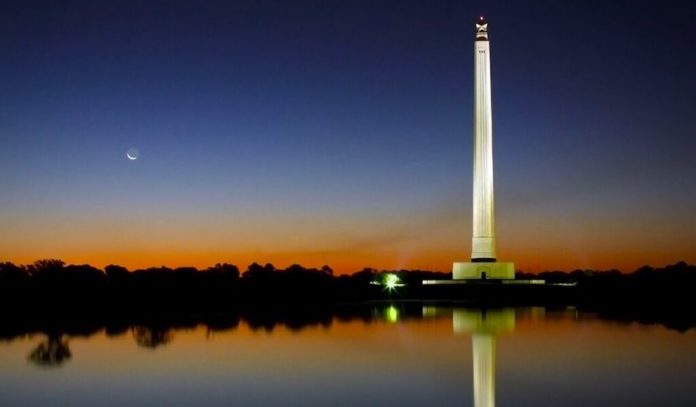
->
[0,308,694,406]
[1,1,695,273]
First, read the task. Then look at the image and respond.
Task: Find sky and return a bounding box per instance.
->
[1,0,694,274]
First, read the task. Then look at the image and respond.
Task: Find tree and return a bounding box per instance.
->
[28,335,71,367]
[105,264,129,275]
[321,265,334,276]
[243,262,276,280]
[0,262,27,279]
[31,259,65,274]
[207,263,240,279]
[132,326,173,349]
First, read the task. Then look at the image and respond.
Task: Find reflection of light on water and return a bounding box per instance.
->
[423,308,515,407]
[422,306,438,319]
[452,309,513,407]
[452,309,515,335]
[460,309,513,407]
[473,334,495,407]
[385,305,399,323]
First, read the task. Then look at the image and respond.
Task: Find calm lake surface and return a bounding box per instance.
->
[1,305,694,406]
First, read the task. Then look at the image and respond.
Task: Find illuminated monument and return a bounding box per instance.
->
[453,17,514,280]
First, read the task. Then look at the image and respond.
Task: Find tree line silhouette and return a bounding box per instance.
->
[0,259,449,310]
[0,259,694,311]
[1,259,694,370]
[7,303,423,367]
[8,299,695,369]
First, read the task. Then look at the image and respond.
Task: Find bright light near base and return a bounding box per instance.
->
[385,274,400,290]
[382,273,404,292]
[369,273,405,292]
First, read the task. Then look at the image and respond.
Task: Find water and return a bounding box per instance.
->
[1,306,694,406]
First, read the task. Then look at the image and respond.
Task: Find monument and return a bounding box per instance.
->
[453,17,515,280]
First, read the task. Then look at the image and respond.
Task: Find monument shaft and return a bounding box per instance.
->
[451,17,514,280]
[472,18,495,261]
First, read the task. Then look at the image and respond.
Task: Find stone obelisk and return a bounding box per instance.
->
[472,16,496,262]
[453,17,514,280]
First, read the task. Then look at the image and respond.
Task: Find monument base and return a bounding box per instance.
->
[453,262,515,280]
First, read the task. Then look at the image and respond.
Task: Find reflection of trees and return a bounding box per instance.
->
[28,335,71,367]
[132,326,173,349]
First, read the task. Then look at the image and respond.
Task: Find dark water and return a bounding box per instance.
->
[1,306,694,406]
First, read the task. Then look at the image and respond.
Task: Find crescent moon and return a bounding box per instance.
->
[126,148,139,161]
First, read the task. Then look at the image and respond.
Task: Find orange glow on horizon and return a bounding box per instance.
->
[1,203,693,274]
[1,244,691,275]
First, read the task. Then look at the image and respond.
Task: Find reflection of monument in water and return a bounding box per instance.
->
[455,308,514,407]
[423,307,515,407]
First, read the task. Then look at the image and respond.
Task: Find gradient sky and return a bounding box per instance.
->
[1,0,694,273]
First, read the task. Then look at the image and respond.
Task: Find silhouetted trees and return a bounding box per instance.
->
[0,261,26,277]
[30,259,65,274]
[132,326,173,348]
[0,259,695,311]
[206,263,240,279]
[243,262,276,282]
[28,335,71,367]
[0,262,29,289]
[1,260,695,370]
[3,298,689,370]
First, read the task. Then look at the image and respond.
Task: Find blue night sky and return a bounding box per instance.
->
[1,0,695,273]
